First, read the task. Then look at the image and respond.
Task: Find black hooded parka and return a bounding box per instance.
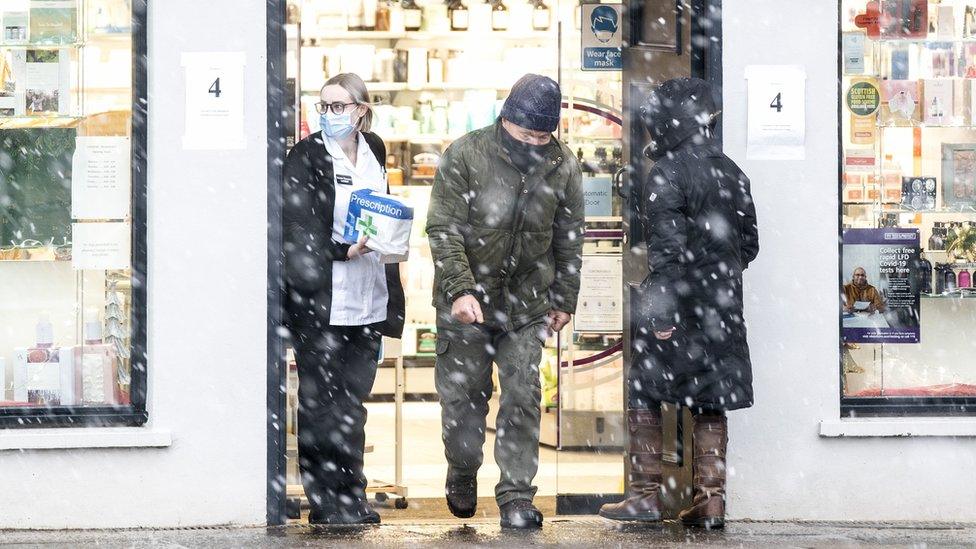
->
[631,78,760,412]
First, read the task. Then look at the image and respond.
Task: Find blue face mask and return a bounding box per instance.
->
[320,111,356,139]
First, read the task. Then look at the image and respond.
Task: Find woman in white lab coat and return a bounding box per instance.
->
[282,73,405,525]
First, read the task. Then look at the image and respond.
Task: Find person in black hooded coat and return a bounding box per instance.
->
[600,78,759,529]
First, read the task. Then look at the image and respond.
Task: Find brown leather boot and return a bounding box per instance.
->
[598,408,663,522]
[679,413,728,529]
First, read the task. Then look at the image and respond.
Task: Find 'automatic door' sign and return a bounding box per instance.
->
[582,4,622,71]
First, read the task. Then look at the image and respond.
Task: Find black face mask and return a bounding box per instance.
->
[500,126,549,174]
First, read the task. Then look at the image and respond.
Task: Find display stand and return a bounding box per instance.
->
[366,351,409,509]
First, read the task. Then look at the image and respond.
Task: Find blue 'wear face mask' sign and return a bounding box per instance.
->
[581,4,622,71]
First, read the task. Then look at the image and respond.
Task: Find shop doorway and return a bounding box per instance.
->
[266,0,722,526]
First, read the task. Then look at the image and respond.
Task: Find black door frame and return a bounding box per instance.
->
[264,0,724,523]
[267,0,288,527]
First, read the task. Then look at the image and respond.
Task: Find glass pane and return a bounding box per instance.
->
[639,0,679,50]
[1,0,134,408]
[556,0,625,502]
[841,0,976,403]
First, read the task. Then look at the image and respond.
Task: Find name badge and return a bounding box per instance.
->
[335,173,353,186]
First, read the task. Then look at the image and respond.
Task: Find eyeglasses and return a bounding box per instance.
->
[315,101,358,115]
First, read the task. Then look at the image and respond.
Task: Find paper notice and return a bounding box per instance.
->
[71,136,131,220]
[574,254,623,332]
[72,222,131,270]
[181,52,246,150]
[745,65,807,160]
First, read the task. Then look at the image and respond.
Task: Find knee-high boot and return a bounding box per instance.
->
[678,413,727,529]
[598,408,663,522]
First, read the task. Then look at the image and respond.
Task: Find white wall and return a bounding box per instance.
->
[0,0,268,528]
[724,0,976,521]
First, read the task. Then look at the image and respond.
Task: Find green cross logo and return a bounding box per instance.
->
[356,213,378,238]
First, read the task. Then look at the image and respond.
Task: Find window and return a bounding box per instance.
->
[0,0,147,427]
[840,0,976,416]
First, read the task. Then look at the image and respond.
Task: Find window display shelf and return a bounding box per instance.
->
[0,258,69,263]
[302,30,554,42]
[922,292,976,299]
[565,135,621,142]
[881,207,976,215]
[302,82,511,93]
[382,133,456,143]
[0,116,83,129]
[877,124,976,130]
[876,38,976,44]
[0,41,82,49]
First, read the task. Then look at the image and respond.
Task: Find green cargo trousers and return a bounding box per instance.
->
[434,314,546,506]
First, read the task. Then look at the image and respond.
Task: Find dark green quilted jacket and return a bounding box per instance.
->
[426,120,585,331]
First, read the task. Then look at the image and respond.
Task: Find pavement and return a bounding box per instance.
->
[2,518,976,548]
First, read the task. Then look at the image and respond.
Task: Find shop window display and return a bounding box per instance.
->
[0,0,145,426]
[841,0,976,414]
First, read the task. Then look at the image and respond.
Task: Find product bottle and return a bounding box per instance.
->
[36,314,54,348]
[376,0,391,30]
[389,0,406,32]
[959,268,972,288]
[449,0,469,30]
[918,250,933,294]
[929,222,945,251]
[935,264,946,293]
[84,309,103,345]
[945,265,958,292]
[348,0,365,31]
[491,0,509,31]
[532,0,550,30]
[363,0,378,30]
[594,147,610,173]
[393,49,409,82]
[947,222,959,251]
[402,0,423,31]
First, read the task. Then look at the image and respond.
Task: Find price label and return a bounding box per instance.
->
[181,52,246,150]
[745,65,806,160]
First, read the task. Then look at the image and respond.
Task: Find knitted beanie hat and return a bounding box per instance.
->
[500,74,562,132]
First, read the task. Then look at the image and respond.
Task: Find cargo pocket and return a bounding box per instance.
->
[436,338,450,355]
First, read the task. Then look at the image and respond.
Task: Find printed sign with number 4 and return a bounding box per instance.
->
[745,65,806,160]
[181,52,246,150]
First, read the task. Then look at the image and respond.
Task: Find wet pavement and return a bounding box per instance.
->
[2,518,976,548]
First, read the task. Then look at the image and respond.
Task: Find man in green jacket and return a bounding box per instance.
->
[426,74,584,529]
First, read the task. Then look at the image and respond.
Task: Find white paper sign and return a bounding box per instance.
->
[745,65,806,160]
[71,136,131,220]
[181,52,246,150]
[842,32,865,74]
[72,222,131,270]
[574,254,623,332]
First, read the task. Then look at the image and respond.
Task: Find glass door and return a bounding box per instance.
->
[551,0,721,516]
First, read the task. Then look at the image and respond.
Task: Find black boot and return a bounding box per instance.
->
[308,500,380,525]
[499,499,543,529]
[598,408,664,522]
[445,472,478,518]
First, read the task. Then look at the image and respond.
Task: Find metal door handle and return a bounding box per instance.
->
[613,167,627,198]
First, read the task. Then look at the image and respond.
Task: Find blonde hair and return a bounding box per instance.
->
[322,73,373,133]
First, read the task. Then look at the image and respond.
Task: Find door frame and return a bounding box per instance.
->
[267,0,288,527]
